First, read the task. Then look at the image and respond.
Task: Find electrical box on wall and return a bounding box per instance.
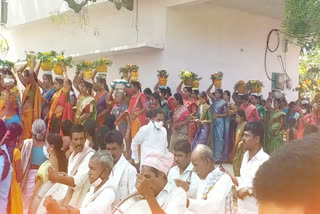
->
[272,72,285,91]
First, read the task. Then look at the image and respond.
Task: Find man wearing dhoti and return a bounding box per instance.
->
[135,151,187,214]
[48,124,94,208]
[104,130,137,202]
[186,145,233,214]
[44,150,117,214]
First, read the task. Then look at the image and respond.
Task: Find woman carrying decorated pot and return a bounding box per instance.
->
[93,72,110,126]
[47,64,73,134]
[0,68,22,125]
[35,52,56,120]
[17,59,42,140]
[191,91,212,151]
[74,78,97,125]
[177,71,198,143]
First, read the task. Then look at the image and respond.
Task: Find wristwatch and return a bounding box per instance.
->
[248,188,253,196]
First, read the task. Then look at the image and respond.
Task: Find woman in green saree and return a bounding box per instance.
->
[267,98,286,154]
[74,79,97,124]
[232,109,247,177]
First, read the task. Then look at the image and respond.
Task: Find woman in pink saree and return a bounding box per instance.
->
[169,93,190,151]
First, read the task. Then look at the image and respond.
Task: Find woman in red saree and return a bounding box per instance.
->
[47,66,73,134]
[169,93,190,151]
[127,81,147,140]
[17,64,41,140]
[177,81,198,143]
[297,103,317,139]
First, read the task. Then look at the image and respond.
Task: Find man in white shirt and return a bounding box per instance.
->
[168,140,199,199]
[48,124,95,208]
[131,107,169,169]
[103,130,137,202]
[187,144,233,214]
[254,135,320,214]
[136,151,187,214]
[224,121,269,214]
[45,150,117,214]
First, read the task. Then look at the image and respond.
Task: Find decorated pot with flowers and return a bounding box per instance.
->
[76,61,94,79]
[129,65,139,82]
[179,70,193,87]
[192,73,202,90]
[211,72,223,89]
[234,80,246,95]
[51,52,73,75]
[157,70,169,87]
[93,57,112,73]
[26,51,36,68]
[0,59,15,71]
[246,80,263,95]
[37,51,57,71]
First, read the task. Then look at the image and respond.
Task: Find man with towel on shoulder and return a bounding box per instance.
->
[135,151,187,214]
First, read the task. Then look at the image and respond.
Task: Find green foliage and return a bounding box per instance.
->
[283,0,320,45]
[298,45,320,97]
[0,59,14,69]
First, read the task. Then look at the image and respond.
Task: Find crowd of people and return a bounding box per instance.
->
[0,60,319,214]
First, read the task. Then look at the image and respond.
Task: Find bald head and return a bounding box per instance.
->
[191,145,215,180]
[192,144,214,162]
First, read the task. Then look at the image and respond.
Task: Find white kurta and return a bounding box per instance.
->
[167,163,199,199]
[68,146,94,208]
[80,180,116,214]
[156,181,187,214]
[109,154,137,202]
[188,168,233,214]
[131,121,168,166]
[237,149,269,214]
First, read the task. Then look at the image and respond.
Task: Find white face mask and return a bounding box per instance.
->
[43,146,50,159]
[301,109,307,114]
[154,121,163,130]
[91,177,103,188]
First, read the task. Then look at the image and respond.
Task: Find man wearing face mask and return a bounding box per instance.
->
[44,150,117,214]
[131,107,169,170]
[48,124,94,208]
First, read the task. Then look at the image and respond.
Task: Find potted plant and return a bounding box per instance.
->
[179,70,193,86]
[51,52,73,75]
[76,61,94,79]
[211,72,223,89]
[234,80,246,95]
[192,73,202,90]
[36,51,57,71]
[93,57,112,73]
[0,59,15,70]
[157,70,169,86]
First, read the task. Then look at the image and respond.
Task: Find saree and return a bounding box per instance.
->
[0,88,22,125]
[41,88,55,119]
[95,91,108,126]
[232,122,246,177]
[267,110,286,154]
[297,114,317,139]
[75,96,97,124]
[47,87,73,134]
[185,99,198,143]
[169,105,190,152]
[112,102,130,157]
[22,85,41,140]
[191,104,212,151]
[129,93,147,139]
[212,99,229,162]
[9,148,23,214]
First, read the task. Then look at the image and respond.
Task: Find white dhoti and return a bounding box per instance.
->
[22,169,38,214]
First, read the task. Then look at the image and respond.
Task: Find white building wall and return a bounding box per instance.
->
[5,1,300,101]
